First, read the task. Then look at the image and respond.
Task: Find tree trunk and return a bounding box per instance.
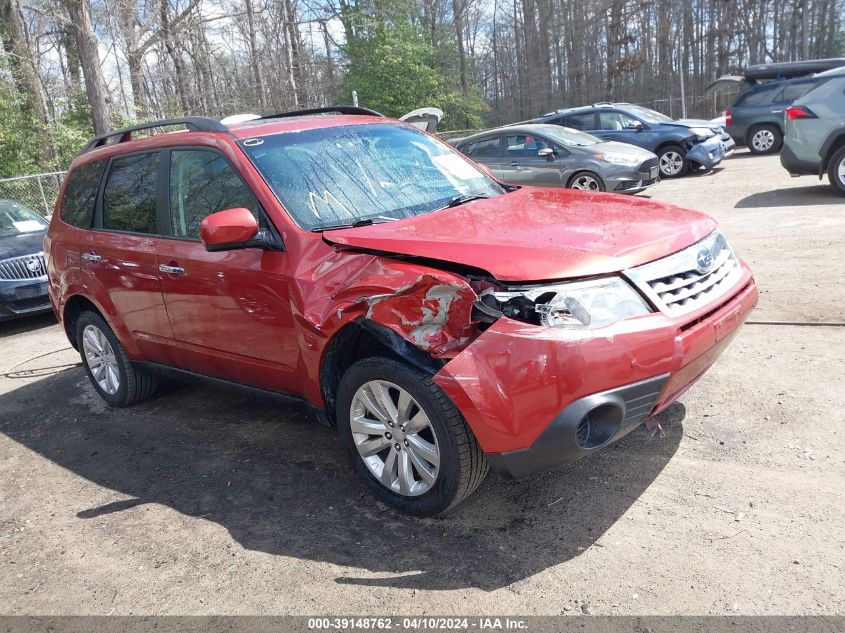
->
[0,0,55,161]
[64,0,113,134]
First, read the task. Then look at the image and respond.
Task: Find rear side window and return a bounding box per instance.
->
[102,152,160,234]
[563,112,595,130]
[462,137,501,158]
[777,80,817,104]
[169,150,259,239]
[736,85,779,106]
[60,160,105,229]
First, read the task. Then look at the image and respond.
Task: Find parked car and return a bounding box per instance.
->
[708,58,845,155]
[452,124,659,194]
[535,103,733,178]
[0,200,51,321]
[46,107,758,515]
[780,66,845,195]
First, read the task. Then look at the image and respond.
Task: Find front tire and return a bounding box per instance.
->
[568,171,605,192]
[657,145,689,178]
[77,312,158,407]
[828,147,845,196]
[747,124,782,155]
[336,357,488,515]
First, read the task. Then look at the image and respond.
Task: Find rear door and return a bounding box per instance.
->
[155,146,299,393]
[460,135,504,177]
[86,150,177,364]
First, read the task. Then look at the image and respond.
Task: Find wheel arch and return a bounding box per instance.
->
[319,318,446,425]
[62,294,107,351]
[820,130,845,172]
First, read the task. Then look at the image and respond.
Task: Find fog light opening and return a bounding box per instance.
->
[575,402,623,449]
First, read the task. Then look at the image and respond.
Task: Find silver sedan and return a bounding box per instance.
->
[452,124,660,194]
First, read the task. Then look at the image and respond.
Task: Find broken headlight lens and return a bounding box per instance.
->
[479,277,651,329]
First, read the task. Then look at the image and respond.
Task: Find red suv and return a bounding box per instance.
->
[45,107,758,515]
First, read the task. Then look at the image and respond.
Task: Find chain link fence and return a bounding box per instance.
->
[0,171,66,217]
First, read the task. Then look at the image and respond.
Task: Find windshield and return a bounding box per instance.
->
[240,123,504,231]
[541,127,602,147]
[0,202,48,238]
[622,105,674,124]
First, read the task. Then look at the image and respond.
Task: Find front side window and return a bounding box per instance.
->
[505,134,555,157]
[240,123,503,231]
[169,150,260,239]
[60,160,105,229]
[463,137,501,158]
[102,152,160,234]
[0,201,48,238]
[599,111,639,130]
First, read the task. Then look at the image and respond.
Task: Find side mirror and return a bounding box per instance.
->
[626,121,644,131]
[200,208,260,252]
[538,147,555,161]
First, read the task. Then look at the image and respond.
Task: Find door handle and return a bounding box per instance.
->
[159,264,186,275]
[771,109,783,113]
[82,251,101,262]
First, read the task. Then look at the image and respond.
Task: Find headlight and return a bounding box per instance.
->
[598,152,640,167]
[476,277,651,330]
[688,127,715,140]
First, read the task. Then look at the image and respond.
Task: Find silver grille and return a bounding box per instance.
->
[0,252,47,281]
[625,230,743,316]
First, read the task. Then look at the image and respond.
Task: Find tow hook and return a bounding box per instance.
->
[645,417,666,440]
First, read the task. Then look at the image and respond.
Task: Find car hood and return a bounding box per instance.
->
[668,118,724,132]
[323,188,716,281]
[595,141,656,159]
[0,230,46,261]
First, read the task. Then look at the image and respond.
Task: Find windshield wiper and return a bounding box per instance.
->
[442,194,491,209]
[311,216,398,232]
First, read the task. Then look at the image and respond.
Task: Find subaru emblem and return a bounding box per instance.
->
[696,248,714,273]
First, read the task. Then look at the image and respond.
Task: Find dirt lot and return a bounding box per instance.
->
[1,152,843,616]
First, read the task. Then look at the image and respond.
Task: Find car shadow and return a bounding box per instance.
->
[0,366,683,591]
[0,312,56,339]
[735,185,842,208]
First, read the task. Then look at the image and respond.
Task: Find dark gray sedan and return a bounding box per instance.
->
[451,124,660,194]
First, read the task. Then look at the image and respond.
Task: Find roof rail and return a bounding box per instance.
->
[592,102,613,107]
[82,116,228,153]
[254,105,384,122]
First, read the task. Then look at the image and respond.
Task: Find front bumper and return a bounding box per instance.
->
[0,277,51,321]
[434,267,758,478]
[687,136,725,170]
[608,158,660,194]
[721,135,736,158]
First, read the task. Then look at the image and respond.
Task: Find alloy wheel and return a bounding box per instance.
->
[751,129,775,153]
[82,324,120,395]
[571,174,600,191]
[838,157,845,187]
[349,380,441,496]
[659,151,684,176]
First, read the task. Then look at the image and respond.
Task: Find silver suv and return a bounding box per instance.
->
[780,66,845,195]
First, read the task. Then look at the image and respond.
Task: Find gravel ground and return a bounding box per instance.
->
[1,151,843,616]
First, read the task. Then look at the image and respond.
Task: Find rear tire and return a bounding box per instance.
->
[657,145,689,178]
[568,171,605,192]
[829,147,845,196]
[77,312,158,407]
[747,124,782,155]
[336,357,488,515]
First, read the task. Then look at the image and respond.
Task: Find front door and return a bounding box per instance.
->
[85,150,177,364]
[155,147,299,394]
[595,111,650,149]
[501,134,568,187]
